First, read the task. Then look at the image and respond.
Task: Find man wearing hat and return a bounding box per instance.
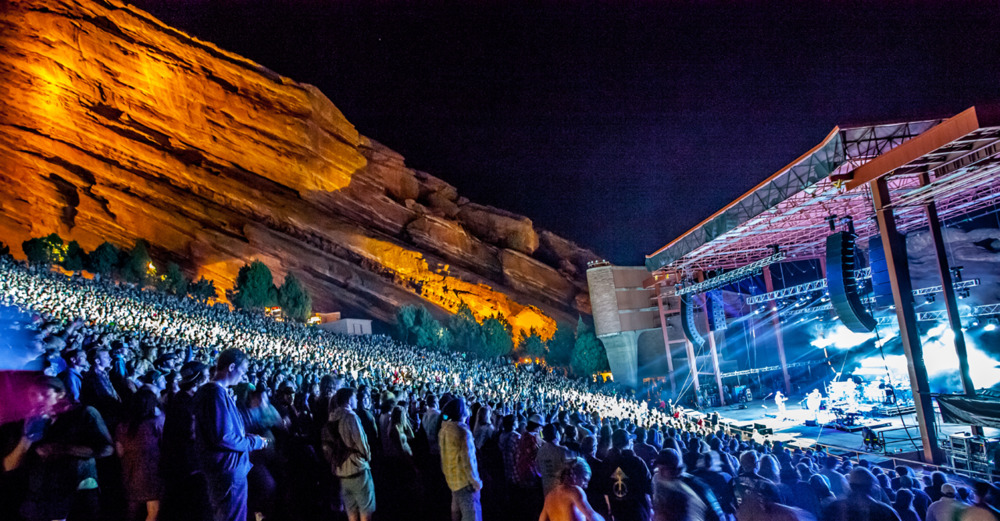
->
[512,413,545,518]
[927,483,967,521]
[822,468,901,521]
[603,429,652,521]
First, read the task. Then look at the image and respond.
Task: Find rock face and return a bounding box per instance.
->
[0,0,600,337]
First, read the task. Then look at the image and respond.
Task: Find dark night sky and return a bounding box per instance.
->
[131,0,1000,265]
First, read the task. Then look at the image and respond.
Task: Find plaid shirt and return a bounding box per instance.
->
[439,420,482,492]
[499,430,521,483]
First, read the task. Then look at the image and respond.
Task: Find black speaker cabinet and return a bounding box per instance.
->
[826,232,876,333]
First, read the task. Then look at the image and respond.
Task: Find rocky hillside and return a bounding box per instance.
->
[0,0,600,337]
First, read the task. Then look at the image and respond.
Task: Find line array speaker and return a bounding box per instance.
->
[681,295,706,348]
[826,231,876,333]
[868,236,894,307]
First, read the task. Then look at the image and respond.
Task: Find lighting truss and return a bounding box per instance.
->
[775,279,981,316]
[675,252,786,297]
[745,267,872,305]
[910,279,981,296]
[719,361,812,379]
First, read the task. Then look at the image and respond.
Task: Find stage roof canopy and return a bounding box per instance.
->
[646,107,1000,277]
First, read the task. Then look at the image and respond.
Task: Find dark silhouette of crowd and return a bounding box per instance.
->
[3,257,1000,521]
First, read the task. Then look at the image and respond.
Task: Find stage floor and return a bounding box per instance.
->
[691,398,997,459]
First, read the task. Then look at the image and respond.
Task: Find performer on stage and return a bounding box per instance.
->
[805,388,823,420]
[774,391,787,416]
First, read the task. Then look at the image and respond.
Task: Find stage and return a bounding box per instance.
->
[685,396,999,462]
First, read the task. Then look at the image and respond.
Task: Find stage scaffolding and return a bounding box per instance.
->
[646,107,1000,464]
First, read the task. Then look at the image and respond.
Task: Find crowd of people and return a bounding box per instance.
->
[2,256,999,521]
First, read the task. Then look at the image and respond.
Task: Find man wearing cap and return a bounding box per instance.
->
[513,413,545,518]
[927,483,966,521]
[603,428,653,521]
[822,468,900,521]
[194,348,269,521]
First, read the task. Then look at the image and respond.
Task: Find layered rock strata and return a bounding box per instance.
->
[0,0,600,337]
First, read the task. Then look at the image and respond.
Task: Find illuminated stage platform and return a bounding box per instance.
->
[685,397,999,461]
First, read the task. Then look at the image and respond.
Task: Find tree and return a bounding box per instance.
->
[448,302,485,355]
[571,317,610,378]
[61,240,86,271]
[519,329,547,359]
[0,241,9,258]
[413,306,450,351]
[278,273,312,322]
[22,234,63,266]
[161,262,189,296]
[546,323,575,367]
[231,260,277,310]
[395,305,419,343]
[120,239,153,284]
[480,315,514,358]
[87,241,121,276]
[189,277,217,303]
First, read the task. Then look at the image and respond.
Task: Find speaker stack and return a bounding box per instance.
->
[681,294,706,348]
[826,231,876,333]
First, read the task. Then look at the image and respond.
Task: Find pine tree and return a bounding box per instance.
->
[61,241,86,271]
[120,240,153,284]
[395,305,418,343]
[231,260,277,310]
[519,329,547,359]
[546,323,575,367]
[189,277,217,303]
[571,317,610,377]
[162,263,190,296]
[278,273,312,321]
[87,241,121,276]
[413,306,450,351]
[481,315,514,358]
[448,302,485,355]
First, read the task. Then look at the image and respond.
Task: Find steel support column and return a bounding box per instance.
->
[920,173,982,436]
[871,177,941,464]
[685,338,700,395]
[655,283,678,397]
[762,266,792,394]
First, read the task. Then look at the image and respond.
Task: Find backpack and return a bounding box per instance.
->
[324,419,353,468]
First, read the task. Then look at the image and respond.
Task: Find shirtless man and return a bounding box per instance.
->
[539,457,606,521]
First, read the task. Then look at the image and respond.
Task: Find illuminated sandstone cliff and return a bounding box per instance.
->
[0,0,600,338]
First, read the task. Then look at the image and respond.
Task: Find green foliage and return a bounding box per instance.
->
[571,317,610,377]
[161,262,190,296]
[120,240,153,284]
[278,273,312,322]
[546,323,576,366]
[231,260,277,310]
[189,277,217,303]
[0,241,9,258]
[87,241,121,275]
[395,305,418,343]
[61,241,86,271]
[413,306,450,351]
[396,305,451,350]
[22,234,64,266]
[22,238,49,266]
[448,302,485,355]
[480,315,514,358]
[519,329,547,359]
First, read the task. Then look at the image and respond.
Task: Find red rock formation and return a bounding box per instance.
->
[0,0,599,337]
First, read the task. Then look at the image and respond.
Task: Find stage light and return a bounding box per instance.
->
[925,294,935,304]
[986,318,999,332]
